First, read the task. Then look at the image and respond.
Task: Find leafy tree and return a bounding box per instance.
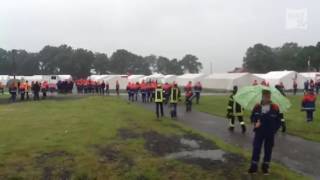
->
[92,53,109,74]
[243,44,277,73]
[179,54,202,73]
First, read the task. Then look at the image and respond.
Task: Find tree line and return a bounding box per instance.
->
[243,42,320,73]
[0,45,203,78]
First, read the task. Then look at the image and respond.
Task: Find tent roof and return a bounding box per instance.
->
[205,73,249,79]
[262,71,296,79]
[178,73,205,79]
[300,72,320,78]
[128,75,145,79]
[147,73,164,78]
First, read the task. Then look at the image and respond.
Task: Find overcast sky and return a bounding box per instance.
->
[1,0,319,73]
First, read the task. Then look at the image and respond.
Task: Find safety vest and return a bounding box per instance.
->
[227,95,244,116]
[155,88,163,102]
[170,88,179,103]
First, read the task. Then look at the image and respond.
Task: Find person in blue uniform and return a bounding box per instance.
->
[248,89,281,175]
[227,86,246,133]
[301,89,316,122]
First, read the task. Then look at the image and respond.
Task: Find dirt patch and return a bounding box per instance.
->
[143,130,245,171]
[117,128,140,140]
[96,145,134,171]
[183,132,218,150]
[143,131,181,156]
[97,146,120,163]
[34,150,74,180]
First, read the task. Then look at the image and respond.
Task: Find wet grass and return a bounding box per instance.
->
[195,95,320,142]
[0,95,308,179]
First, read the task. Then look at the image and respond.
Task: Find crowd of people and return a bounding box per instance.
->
[125,80,202,118]
[2,76,319,175]
[74,79,120,95]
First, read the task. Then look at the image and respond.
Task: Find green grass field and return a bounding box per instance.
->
[195,95,320,142]
[0,95,308,179]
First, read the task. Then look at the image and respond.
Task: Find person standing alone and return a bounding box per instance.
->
[301,89,316,122]
[248,89,281,175]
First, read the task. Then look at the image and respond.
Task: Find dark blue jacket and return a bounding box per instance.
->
[251,103,281,135]
[302,94,316,111]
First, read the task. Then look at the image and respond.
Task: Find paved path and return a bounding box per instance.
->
[137,102,320,180]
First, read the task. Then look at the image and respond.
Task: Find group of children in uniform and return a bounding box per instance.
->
[75,79,120,96]
[7,80,50,102]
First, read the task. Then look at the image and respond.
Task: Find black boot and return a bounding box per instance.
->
[241,125,246,133]
[281,121,286,133]
[248,163,258,174]
[261,163,269,175]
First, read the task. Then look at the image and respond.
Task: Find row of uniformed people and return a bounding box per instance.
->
[75,79,120,95]
[8,81,50,102]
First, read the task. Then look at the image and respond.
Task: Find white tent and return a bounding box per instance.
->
[141,73,164,83]
[0,75,9,85]
[57,75,72,81]
[162,75,177,84]
[176,73,206,86]
[128,75,145,83]
[99,75,128,89]
[88,75,108,81]
[300,72,320,81]
[259,71,306,89]
[202,73,262,90]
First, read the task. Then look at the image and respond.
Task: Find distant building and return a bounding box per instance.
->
[228,67,247,73]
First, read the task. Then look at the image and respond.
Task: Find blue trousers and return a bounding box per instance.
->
[251,131,275,166]
[170,103,177,118]
[306,110,314,122]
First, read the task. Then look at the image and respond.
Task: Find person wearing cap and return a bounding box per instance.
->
[155,84,164,118]
[226,86,246,133]
[301,89,316,122]
[248,89,281,175]
[169,83,181,118]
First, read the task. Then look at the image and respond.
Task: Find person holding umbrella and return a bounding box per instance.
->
[233,85,290,175]
[248,89,282,175]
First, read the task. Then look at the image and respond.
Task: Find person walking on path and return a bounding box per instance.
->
[169,83,181,118]
[227,86,246,133]
[248,89,281,175]
[155,84,164,119]
[193,81,202,104]
[301,89,316,122]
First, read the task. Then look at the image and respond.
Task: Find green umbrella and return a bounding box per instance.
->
[233,85,291,113]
